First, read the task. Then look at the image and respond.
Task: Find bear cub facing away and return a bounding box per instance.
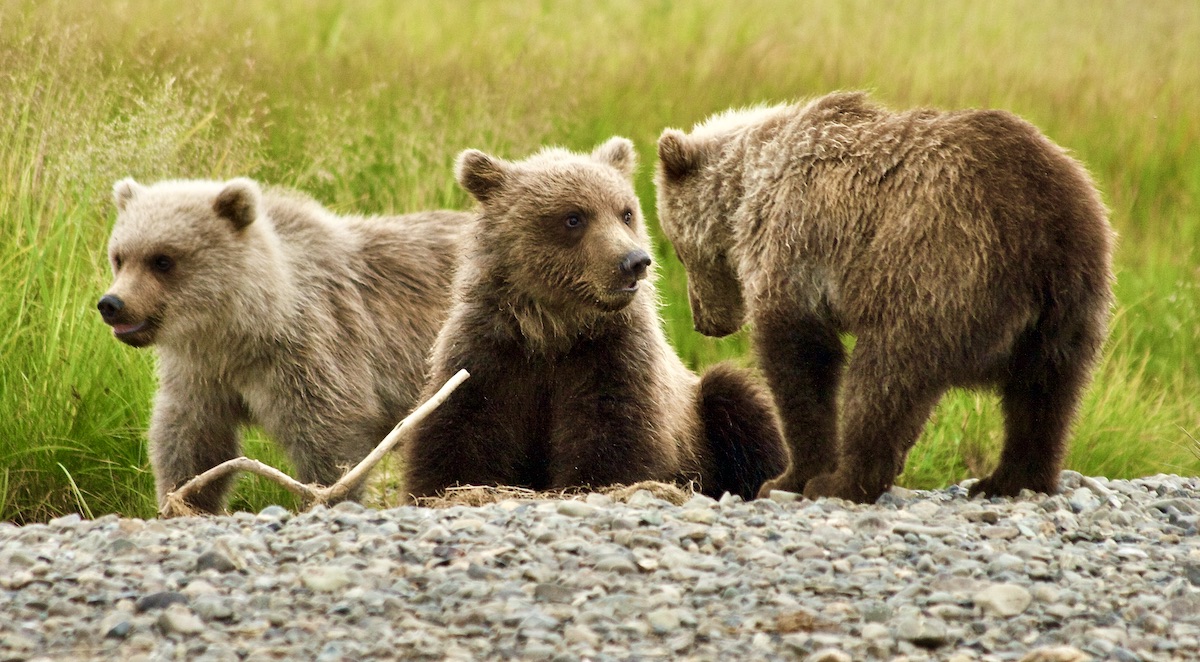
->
[402,138,787,500]
[99,178,467,513]
[656,91,1114,503]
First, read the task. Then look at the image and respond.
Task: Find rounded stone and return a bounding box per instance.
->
[974,584,1033,617]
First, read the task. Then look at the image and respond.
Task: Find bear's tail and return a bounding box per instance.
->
[697,362,788,500]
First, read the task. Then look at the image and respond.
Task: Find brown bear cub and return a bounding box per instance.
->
[656,91,1115,503]
[98,178,467,514]
[402,139,787,500]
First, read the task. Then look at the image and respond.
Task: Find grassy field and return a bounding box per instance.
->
[1,0,1196,523]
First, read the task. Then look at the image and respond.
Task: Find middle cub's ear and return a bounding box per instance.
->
[214,178,262,231]
[657,129,709,179]
[591,137,636,178]
[456,149,511,205]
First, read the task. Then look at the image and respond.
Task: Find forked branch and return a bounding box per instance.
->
[158,369,470,518]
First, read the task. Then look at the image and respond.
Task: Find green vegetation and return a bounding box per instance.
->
[2,1,1196,522]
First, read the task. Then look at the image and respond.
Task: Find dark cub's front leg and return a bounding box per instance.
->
[546,337,676,489]
[402,355,535,500]
[752,313,845,497]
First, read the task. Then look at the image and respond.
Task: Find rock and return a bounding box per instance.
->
[135,591,189,613]
[533,584,577,603]
[680,508,718,524]
[974,584,1033,617]
[646,607,681,634]
[1068,487,1101,513]
[987,553,1025,574]
[104,620,132,639]
[892,522,954,537]
[556,501,598,517]
[196,550,238,573]
[805,649,852,662]
[894,614,950,648]
[563,623,600,647]
[594,554,638,574]
[192,595,234,621]
[48,513,82,528]
[301,566,354,592]
[1018,646,1092,662]
[157,604,205,634]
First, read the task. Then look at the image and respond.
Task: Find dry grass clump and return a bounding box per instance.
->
[411,480,694,509]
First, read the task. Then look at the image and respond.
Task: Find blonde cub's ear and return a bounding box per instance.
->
[591,137,636,178]
[214,178,262,231]
[113,178,145,212]
[657,129,707,180]
[455,149,511,204]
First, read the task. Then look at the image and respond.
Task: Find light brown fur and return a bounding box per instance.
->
[99,178,466,513]
[656,91,1115,503]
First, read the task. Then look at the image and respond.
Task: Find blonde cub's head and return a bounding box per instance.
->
[98,178,266,348]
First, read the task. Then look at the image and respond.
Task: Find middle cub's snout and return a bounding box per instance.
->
[619,249,652,280]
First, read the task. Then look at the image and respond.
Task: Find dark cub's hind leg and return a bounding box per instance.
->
[971,313,1104,498]
[698,363,789,500]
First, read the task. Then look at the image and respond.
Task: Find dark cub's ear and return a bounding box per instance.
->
[657,129,709,179]
[214,178,261,231]
[591,137,637,179]
[455,149,512,204]
[113,178,145,212]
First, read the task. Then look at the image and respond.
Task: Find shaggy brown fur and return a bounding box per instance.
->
[656,91,1115,503]
[402,139,786,501]
[98,178,466,514]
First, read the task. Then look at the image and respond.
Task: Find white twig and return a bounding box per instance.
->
[323,368,471,502]
[158,369,470,518]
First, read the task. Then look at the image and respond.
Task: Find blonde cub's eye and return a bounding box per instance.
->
[151,254,175,274]
[113,255,124,270]
[622,209,633,225]
[565,214,582,229]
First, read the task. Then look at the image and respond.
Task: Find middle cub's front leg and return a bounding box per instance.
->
[402,343,542,500]
[546,337,676,489]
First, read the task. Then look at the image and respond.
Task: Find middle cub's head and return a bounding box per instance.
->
[455,137,652,315]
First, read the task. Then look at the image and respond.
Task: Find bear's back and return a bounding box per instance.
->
[260,190,467,416]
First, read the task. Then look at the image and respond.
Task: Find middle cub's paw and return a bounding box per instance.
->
[802,472,874,504]
[755,471,809,500]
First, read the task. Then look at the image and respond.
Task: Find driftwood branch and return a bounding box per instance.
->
[159,369,470,518]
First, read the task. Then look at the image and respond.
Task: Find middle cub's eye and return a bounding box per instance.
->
[622,209,634,225]
[151,254,175,274]
[565,214,582,229]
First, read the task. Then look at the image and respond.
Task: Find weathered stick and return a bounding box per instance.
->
[322,368,470,502]
[159,369,469,518]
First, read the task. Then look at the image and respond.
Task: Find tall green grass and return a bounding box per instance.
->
[1,0,1196,521]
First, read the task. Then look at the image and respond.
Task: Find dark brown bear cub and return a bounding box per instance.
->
[655,92,1115,503]
[402,138,786,500]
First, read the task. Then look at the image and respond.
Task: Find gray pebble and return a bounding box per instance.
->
[135,591,188,613]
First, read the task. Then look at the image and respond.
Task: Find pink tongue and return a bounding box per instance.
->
[112,322,145,335]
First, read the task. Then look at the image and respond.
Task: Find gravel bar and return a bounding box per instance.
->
[2,470,1199,661]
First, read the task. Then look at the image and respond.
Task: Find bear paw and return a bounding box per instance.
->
[969,472,1060,499]
[802,472,880,504]
[755,471,811,500]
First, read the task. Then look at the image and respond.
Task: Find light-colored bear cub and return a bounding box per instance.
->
[98,178,466,513]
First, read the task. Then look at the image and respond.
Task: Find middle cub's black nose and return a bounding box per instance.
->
[97,294,125,322]
[619,249,652,279]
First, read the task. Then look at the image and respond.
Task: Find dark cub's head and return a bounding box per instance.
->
[455,138,653,316]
